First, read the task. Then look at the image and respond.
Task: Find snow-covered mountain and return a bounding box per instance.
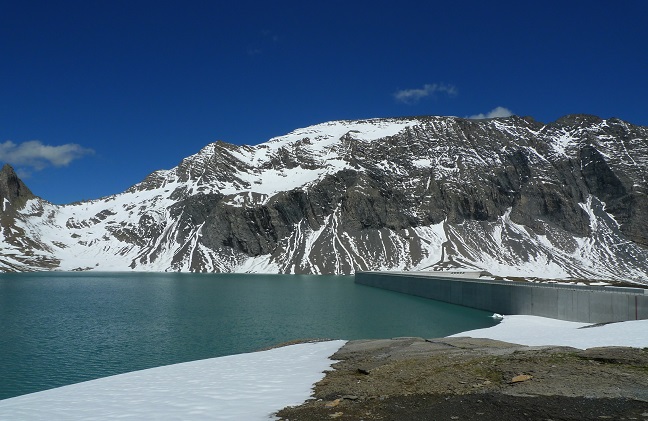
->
[1,115,647,283]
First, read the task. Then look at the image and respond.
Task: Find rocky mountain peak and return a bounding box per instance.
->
[0,164,34,210]
[551,114,605,128]
[0,115,647,281]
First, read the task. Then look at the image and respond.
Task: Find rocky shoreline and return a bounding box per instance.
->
[276,337,648,420]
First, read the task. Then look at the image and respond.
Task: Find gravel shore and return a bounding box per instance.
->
[276,337,648,420]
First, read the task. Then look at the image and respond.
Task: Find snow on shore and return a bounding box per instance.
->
[451,315,648,349]
[2,316,648,419]
[0,340,346,420]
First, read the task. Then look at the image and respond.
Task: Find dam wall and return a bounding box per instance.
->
[355,272,648,323]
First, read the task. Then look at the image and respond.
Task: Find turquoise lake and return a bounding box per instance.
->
[0,272,498,400]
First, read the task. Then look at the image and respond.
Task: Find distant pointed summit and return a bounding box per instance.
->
[0,164,34,208]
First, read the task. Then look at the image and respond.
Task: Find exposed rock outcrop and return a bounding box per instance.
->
[0,164,34,212]
[276,337,648,421]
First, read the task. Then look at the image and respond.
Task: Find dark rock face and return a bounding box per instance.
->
[190,115,646,274]
[0,164,34,210]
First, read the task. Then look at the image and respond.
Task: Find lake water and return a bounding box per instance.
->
[0,272,497,400]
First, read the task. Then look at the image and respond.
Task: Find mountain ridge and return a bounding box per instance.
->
[1,114,647,283]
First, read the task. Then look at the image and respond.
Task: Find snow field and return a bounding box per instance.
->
[451,315,648,349]
[0,340,346,420]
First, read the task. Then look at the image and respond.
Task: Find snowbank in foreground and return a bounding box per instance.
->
[0,340,346,420]
[450,315,648,349]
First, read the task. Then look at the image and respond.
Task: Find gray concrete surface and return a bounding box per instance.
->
[355,272,648,323]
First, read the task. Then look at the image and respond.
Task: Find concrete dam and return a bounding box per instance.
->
[355,271,648,323]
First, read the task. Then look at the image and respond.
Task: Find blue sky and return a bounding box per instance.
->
[1,0,647,204]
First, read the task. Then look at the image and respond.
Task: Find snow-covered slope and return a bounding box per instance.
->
[1,115,647,283]
[0,340,346,420]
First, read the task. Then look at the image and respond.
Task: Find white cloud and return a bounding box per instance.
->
[468,106,514,119]
[0,140,94,171]
[394,83,457,104]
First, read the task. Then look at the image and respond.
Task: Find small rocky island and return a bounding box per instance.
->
[277,337,648,420]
